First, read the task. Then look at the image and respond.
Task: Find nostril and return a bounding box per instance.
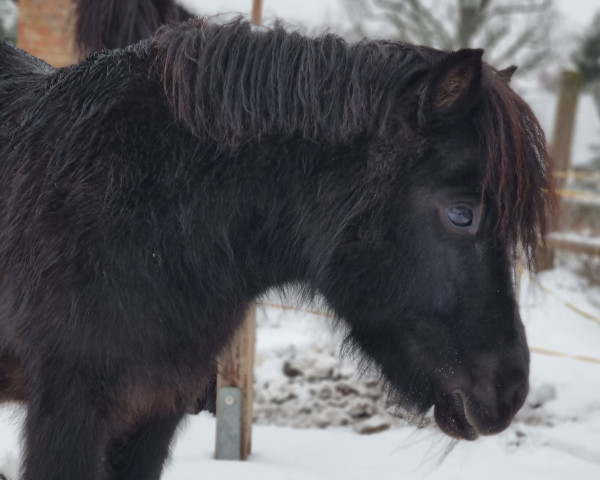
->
[499,374,529,411]
[451,389,467,411]
[511,377,529,409]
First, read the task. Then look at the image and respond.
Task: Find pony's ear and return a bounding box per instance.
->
[499,65,518,83]
[417,49,484,130]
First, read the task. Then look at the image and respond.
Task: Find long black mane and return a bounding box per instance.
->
[151,18,433,147]
[149,17,553,260]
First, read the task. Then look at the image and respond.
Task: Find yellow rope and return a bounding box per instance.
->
[530,346,600,365]
[556,188,600,202]
[258,301,335,319]
[549,170,600,201]
[553,170,600,180]
[520,269,600,327]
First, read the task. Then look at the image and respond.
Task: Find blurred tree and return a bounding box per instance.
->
[574,13,600,86]
[573,13,600,167]
[573,13,600,114]
[0,0,17,42]
[344,0,556,73]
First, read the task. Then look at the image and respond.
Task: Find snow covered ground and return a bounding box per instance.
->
[1,262,599,479]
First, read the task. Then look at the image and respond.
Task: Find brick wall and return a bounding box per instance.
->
[17,0,77,67]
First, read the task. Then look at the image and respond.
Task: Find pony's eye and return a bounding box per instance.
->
[446,205,473,227]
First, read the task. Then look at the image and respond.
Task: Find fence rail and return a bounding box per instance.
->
[556,188,600,205]
[554,170,600,181]
[546,232,600,257]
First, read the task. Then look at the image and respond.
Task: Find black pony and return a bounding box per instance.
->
[0,17,552,480]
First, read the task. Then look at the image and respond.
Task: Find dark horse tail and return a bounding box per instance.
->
[0,39,53,78]
[0,39,53,113]
[74,0,194,58]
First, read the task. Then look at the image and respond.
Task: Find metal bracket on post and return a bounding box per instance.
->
[215,304,256,460]
[215,386,243,460]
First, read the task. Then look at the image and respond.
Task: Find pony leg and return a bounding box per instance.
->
[107,412,184,480]
[21,378,109,480]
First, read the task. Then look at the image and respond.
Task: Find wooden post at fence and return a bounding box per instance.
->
[536,70,581,271]
[214,0,263,461]
[251,0,264,26]
[215,305,257,460]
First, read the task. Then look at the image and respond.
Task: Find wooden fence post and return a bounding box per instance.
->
[214,0,263,461]
[215,305,257,460]
[251,0,264,26]
[536,70,581,271]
